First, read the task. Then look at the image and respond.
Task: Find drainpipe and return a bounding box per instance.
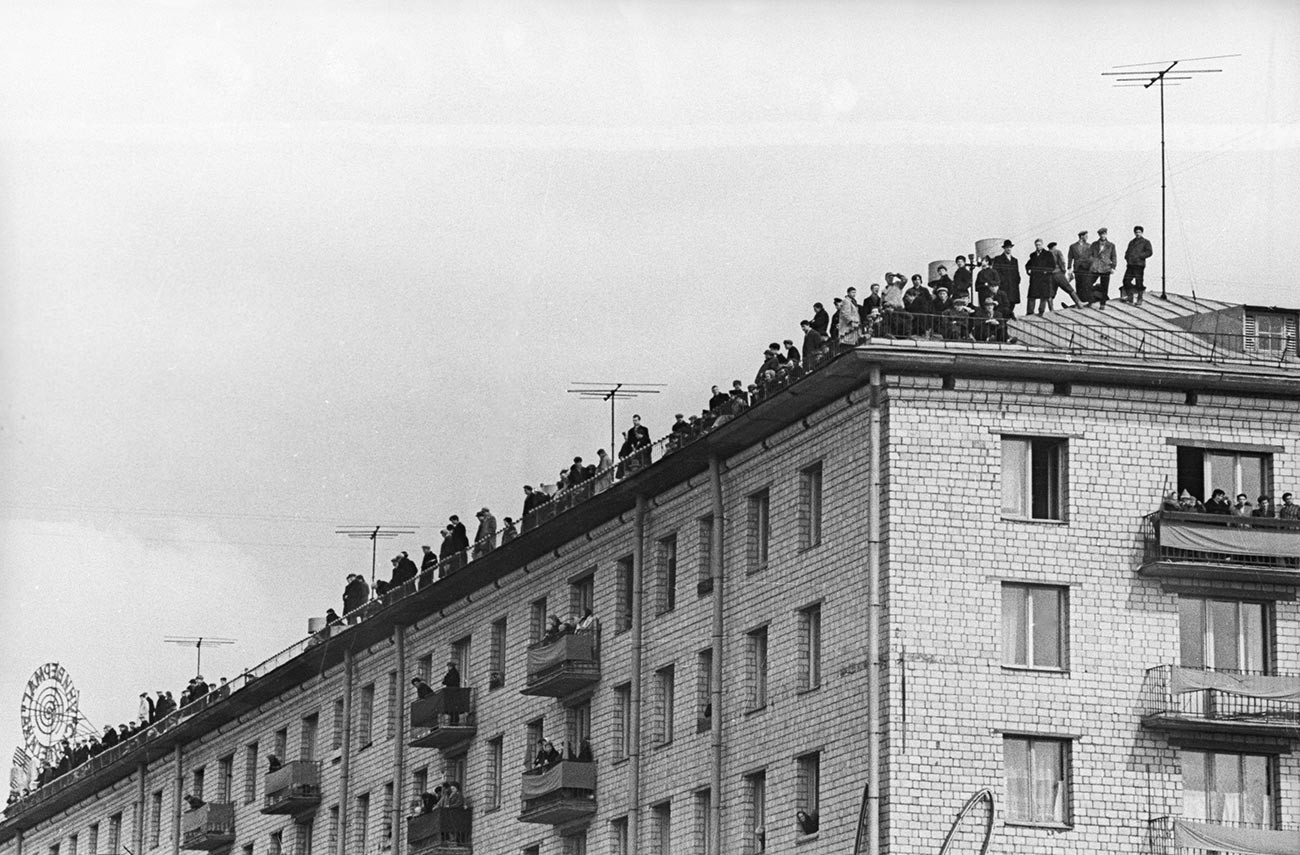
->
[708,455,725,855]
[629,494,647,852]
[134,760,147,855]
[13,829,20,855]
[393,625,407,854]
[339,647,355,851]
[867,365,884,855]
[171,745,182,855]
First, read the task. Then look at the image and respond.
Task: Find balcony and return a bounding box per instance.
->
[407,807,472,855]
[521,633,600,700]
[181,802,235,851]
[518,761,597,825]
[261,760,322,815]
[1147,816,1299,854]
[1141,665,1300,737]
[1139,511,1300,585]
[409,689,477,750]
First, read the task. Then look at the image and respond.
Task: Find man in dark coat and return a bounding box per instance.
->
[989,240,1021,317]
[441,661,463,724]
[1067,230,1094,304]
[343,573,369,620]
[1025,239,1056,315]
[1121,225,1153,304]
[707,385,729,413]
[620,415,652,471]
[810,302,829,336]
[800,321,828,370]
[951,256,973,301]
[447,515,469,554]
[392,552,418,588]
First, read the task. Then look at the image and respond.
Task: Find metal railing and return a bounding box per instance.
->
[1142,665,1300,728]
[1142,510,1300,569]
[1147,815,1297,855]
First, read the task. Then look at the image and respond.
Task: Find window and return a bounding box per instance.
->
[193,766,205,800]
[67,835,77,855]
[295,822,312,855]
[654,665,675,745]
[444,753,467,793]
[486,737,503,810]
[799,463,824,548]
[327,805,339,855]
[798,604,822,690]
[87,824,98,854]
[1002,584,1067,669]
[217,755,234,801]
[1001,437,1066,520]
[526,719,544,767]
[656,535,678,614]
[274,728,288,760]
[331,699,344,751]
[523,847,540,855]
[149,789,163,848]
[697,515,714,595]
[651,801,672,855]
[386,672,398,738]
[490,618,507,688]
[48,844,59,855]
[413,767,428,805]
[609,817,629,855]
[614,684,632,760]
[358,684,375,747]
[1179,597,1268,671]
[1176,446,1271,504]
[1004,736,1069,824]
[746,627,768,710]
[301,713,319,761]
[694,789,713,855]
[796,752,820,827]
[530,598,548,644]
[748,490,771,571]
[561,831,588,855]
[268,831,282,855]
[107,814,122,852]
[615,555,634,632]
[451,637,471,686]
[696,649,713,732]
[1182,750,1274,826]
[382,782,394,842]
[417,654,433,683]
[567,701,592,756]
[570,572,595,618]
[244,742,259,803]
[1245,310,1297,356]
[354,793,370,854]
[241,845,252,855]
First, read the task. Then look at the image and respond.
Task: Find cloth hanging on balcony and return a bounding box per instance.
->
[520,761,596,799]
[1160,518,1300,558]
[1173,818,1300,855]
[526,633,596,673]
[1170,667,1300,701]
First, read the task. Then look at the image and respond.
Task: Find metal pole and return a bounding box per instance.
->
[393,625,407,855]
[1160,73,1167,300]
[867,366,883,855]
[370,530,379,589]
[708,456,725,855]
[628,495,647,852]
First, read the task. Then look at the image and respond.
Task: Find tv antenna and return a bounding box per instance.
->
[566,382,666,462]
[1103,53,1238,300]
[334,524,418,588]
[164,636,236,675]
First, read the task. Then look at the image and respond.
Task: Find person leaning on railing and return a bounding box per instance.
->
[1280,492,1299,520]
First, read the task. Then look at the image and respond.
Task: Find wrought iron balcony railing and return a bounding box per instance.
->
[1142,665,1300,736]
[1147,815,1299,855]
[1140,511,1300,584]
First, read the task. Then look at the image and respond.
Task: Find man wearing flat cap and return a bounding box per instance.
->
[1068,230,1094,305]
[1121,225,1154,304]
[989,240,1021,318]
[1089,227,1118,309]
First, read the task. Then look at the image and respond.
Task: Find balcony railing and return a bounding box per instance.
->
[261,760,322,815]
[407,806,472,855]
[180,802,235,851]
[1142,665,1300,736]
[1140,511,1300,584]
[409,689,477,750]
[1147,815,1299,854]
[521,633,600,699]
[518,761,596,825]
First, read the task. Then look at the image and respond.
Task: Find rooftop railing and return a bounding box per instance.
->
[1142,665,1300,735]
[1147,815,1299,855]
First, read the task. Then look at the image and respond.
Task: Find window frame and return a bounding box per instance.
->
[1000,436,1067,522]
[799,462,824,550]
[1003,735,1071,827]
[1001,583,1068,671]
[747,489,771,572]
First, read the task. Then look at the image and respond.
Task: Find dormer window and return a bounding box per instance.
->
[1244,311,1297,357]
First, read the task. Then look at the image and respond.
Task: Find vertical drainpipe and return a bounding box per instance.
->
[867,365,884,855]
[134,761,147,855]
[393,625,407,854]
[13,828,21,855]
[708,455,725,855]
[339,647,355,851]
[171,744,182,855]
[628,494,647,852]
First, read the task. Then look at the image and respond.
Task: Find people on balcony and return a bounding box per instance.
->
[1204,489,1232,514]
[1281,493,1299,519]
[530,738,562,771]
[1254,495,1276,517]
[183,794,205,810]
[1232,493,1253,516]
[796,809,820,835]
[439,782,465,808]
[410,677,434,699]
[267,754,283,773]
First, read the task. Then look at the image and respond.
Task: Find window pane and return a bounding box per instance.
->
[1004,739,1030,819]
[1030,588,1062,668]
[1182,751,1207,820]
[1206,453,1235,500]
[1211,753,1241,823]
[1002,587,1027,665]
[1242,755,1272,827]
[1241,604,1266,672]
[1239,455,1265,506]
[1031,741,1065,823]
[1002,439,1029,515]
[1030,440,1060,520]
[1179,599,1206,669]
[1208,599,1240,670]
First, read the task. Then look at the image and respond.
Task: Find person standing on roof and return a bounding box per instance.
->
[1121,225,1153,304]
[1068,230,1094,306]
[1089,227,1118,309]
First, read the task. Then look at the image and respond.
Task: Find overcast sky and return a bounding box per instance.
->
[2,0,1297,767]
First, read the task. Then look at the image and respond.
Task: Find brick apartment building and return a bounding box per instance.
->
[2,296,1298,855]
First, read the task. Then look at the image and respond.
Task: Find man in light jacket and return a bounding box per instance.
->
[1088,227,1118,309]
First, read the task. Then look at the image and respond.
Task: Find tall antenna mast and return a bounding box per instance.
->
[334,524,418,588]
[163,636,236,675]
[566,382,666,461]
[1104,53,1238,300]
